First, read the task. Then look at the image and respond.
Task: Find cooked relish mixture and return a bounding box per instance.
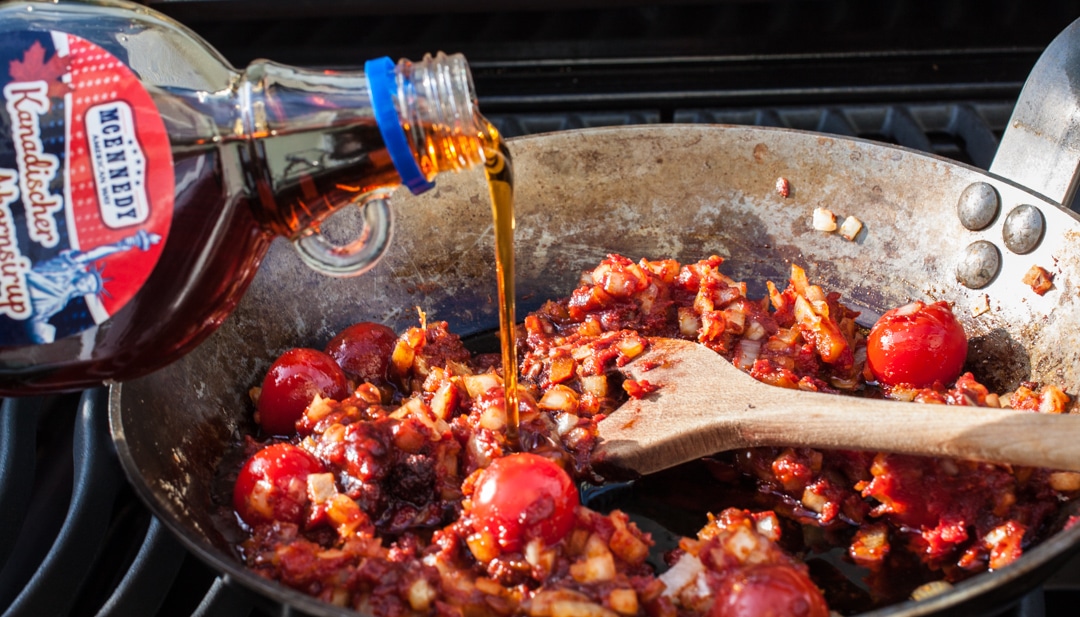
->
[231,255,1078,617]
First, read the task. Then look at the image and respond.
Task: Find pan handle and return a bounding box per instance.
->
[990,17,1080,209]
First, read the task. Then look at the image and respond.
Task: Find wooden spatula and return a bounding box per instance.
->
[592,338,1080,477]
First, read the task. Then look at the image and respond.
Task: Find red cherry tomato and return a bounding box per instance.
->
[257,348,348,435]
[470,453,580,553]
[233,443,326,527]
[710,564,829,617]
[324,322,398,384]
[866,301,968,388]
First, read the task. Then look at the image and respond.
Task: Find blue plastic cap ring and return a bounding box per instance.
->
[365,57,436,195]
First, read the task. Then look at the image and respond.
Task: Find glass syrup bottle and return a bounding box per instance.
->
[0,0,503,394]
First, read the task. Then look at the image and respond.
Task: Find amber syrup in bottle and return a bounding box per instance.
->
[0,0,513,395]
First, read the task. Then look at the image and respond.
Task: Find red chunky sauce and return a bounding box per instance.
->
[230,254,1077,616]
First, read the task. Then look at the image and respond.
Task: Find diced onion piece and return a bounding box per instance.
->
[894,302,921,316]
[659,552,705,598]
[839,215,863,240]
[570,535,616,583]
[305,394,334,422]
[322,423,346,443]
[393,417,430,452]
[609,526,649,565]
[463,373,503,398]
[389,396,425,420]
[745,321,766,341]
[1022,264,1054,296]
[910,580,953,602]
[539,385,580,414]
[725,526,760,563]
[467,531,500,563]
[801,486,828,513]
[551,602,617,617]
[390,339,416,378]
[327,494,367,536]
[983,521,1025,570]
[408,578,438,612]
[475,577,505,597]
[693,288,714,314]
[616,335,645,360]
[430,381,460,421]
[307,472,337,505]
[478,401,507,431]
[793,294,817,324]
[735,339,761,370]
[353,383,383,404]
[700,311,726,341]
[722,308,746,334]
[1049,471,1080,492]
[556,413,581,437]
[849,524,890,566]
[580,375,609,398]
[607,589,639,616]
[972,294,991,317]
[529,591,591,617]
[678,307,701,337]
[812,207,837,232]
[1039,386,1070,414]
[329,587,349,607]
[549,352,576,384]
[789,264,810,295]
[525,537,557,575]
[805,284,827,305]
[753,511,780,542]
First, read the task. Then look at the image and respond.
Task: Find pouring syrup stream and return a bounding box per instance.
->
[481,122,520,447]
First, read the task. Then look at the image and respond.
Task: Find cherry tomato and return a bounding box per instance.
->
[470,453,580,553]
[257,348,348,435]
[324,322,398,384]
[866,301,968,388]
[233,443,326,527]
[710,564,829,617]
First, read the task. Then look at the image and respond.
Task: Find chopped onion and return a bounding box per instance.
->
[812,207,837,232]
[839,215,863,240]
[735,339,761,370]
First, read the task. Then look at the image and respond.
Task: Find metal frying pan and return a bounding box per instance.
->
[110,17,1080,617]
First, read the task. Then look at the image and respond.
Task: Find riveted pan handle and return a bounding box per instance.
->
[990,17,1080,209]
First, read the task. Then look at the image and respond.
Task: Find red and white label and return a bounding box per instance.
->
[0,31,173,345]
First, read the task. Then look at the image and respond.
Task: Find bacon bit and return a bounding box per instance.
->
[1021,265,1054,295]
[623,379,658,399]
[776,177,791,198]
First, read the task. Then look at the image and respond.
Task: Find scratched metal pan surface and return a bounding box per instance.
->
[109,19,1080,617]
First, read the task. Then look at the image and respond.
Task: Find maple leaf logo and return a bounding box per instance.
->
[10,41,71,99]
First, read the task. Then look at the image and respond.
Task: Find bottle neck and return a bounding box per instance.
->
[238,55,490,238]
[394,53,490,183]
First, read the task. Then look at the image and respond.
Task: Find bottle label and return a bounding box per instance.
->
[0,31,172,345]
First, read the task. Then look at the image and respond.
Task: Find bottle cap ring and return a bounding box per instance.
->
[366,57,436,195]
